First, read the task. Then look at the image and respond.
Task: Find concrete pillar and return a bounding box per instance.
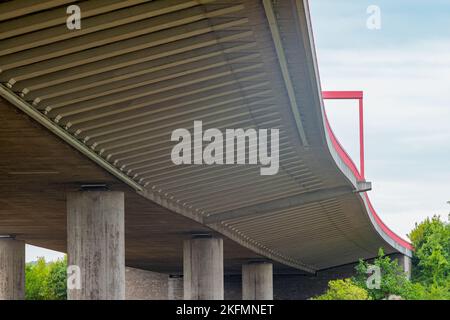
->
[0,238,25,300]
[67,191,125,300]
[397,255,412,279]
[183,237,223,300]
[242,262,273,300]
[168,275,183,300]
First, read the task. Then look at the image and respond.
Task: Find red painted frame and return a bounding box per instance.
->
[322,91,365,180]
[321,91,413,251]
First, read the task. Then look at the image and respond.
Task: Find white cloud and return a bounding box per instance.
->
[317,40,450,238]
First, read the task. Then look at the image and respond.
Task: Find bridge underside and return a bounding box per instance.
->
[0,0,410,279]
[1,98,287,275]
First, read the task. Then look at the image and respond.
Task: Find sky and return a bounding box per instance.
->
[26,245,64,263]
[26,0,450,261]
[309,0,450,240]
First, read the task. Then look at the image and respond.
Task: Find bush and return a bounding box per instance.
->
[353,248,410,300]
[46,258,67,300]
[316,215,450,300]
[312,279,371,300]
[25,256,67,300]
[25,257,50,300]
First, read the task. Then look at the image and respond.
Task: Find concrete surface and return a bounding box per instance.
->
[184,237,224,300]
[67,191,125,300]
[0,238,25,300]
[125,267,168,300]
[242,262,273,300]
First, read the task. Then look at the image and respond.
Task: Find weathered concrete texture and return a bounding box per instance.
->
[242,262,273,300]
[168,275,183,300]
[184,237,224,300]
[125,267,168,300]
[0,238,25,300]
[67,191,125,300]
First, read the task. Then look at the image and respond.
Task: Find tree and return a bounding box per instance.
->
[407,215,450,299]
[46,257,67,300]
[25,256,67,300]
[408,215,450,286]
[25,257,50,300]
[353,248,410,300]
[312,279,370,300]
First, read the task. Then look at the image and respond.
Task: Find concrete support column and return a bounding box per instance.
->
[0,238,25,300]
[389,253,412,279]
[67,191,125,300]
[242,262,273,300]
[183,237,223,300]
[397,255,412,279]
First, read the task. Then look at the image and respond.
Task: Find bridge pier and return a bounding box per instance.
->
[391,254,412,279]
[242,262,273,300]
[183,237,224,300]
[0,238,25,300]
[67,191,125,300]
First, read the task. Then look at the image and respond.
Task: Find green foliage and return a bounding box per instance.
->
[315,215,450,300]
[353,248,410,300]
[407,215,450,299]
[25,257,50,300]
[408,215,450,286]
[312,279,371,300]
[25,256,67,300]
[46,257,67,300]
[399,280,450,300]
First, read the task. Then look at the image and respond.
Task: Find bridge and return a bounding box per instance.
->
[0,0,412,299]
